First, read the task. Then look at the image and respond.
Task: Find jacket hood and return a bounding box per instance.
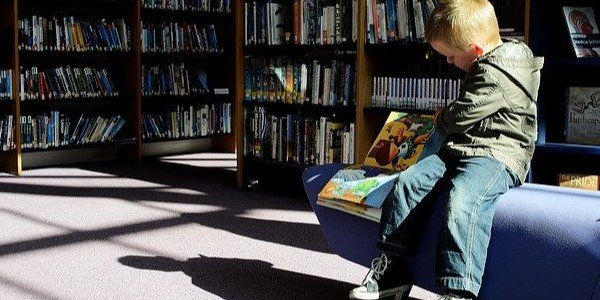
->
[477,39,545,102]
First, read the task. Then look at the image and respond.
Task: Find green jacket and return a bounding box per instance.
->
[435,39,544,183]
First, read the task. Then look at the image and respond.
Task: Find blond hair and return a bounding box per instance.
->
[424,0,501,51]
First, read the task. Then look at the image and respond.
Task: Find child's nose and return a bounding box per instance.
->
[447,57,453,64]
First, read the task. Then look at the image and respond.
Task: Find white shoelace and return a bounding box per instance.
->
[370,253,390,280]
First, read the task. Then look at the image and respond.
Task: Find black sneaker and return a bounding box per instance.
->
[349,253,411,300]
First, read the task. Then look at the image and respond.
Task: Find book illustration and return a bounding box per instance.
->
[562,6,600,58]
[318,165,399,208]
[565,7,596,34]
[364,112,434,171]
[566,86,600,145]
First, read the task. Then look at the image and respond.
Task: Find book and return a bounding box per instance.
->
[558,173,599,191]
[268,2,285,45]
[565,86,600,145]
[562,6,600,58]
[364,112,435,171]
[318,164,399,208]
[317,111,438,222]
[317,196,382,222]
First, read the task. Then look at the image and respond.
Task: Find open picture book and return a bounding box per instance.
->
[317,111,443,222]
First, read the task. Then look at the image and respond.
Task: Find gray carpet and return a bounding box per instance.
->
[0,153,438,300]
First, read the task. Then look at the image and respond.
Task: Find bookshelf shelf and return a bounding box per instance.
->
[142,94,217,102]
[20,97,122,107]
[20,144,119,169]
[0,102,15,109]
[536,142,600,155]
[364,41,431,53]
[21,141,120,152]
[141,9,231,19]
[243,101,355,116]
[141,52,226,59]
[543,57,600,67]
[142,133,228,144]
[19,51,131,58]
[363,106,436,116]
[243,44,357,56]
[244,155,307,169]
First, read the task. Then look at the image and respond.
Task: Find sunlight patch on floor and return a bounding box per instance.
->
[154,187,208,196]
[236,208,320,225]
[136,201,225,215]
[0,168,168,189]
[158,152,236,170]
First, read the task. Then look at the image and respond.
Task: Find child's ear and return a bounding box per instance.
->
[470,43,485,56]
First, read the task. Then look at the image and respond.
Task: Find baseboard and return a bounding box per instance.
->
[141,138,212,157]
[22,146,118,169]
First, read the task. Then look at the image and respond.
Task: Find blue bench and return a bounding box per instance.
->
[303,163,600,300]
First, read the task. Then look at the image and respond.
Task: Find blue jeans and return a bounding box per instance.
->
[378,151,521,296]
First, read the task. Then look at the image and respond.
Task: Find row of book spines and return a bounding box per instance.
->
[19,16,130,52]
[253,112,355,165]
[244,57,356,107]
[291,0,358,45]
[0,115,15,151]
[20,112,124,149]
[244,107,355,165]
[371,76,462,111]
[0,70,13,101]
[20,66,118,101]
[142,0,231,13]
[142,64,209,96]
[244,0,358,46]
[141,22,222,53]
[142,102,231,139]
[367,0,437,44]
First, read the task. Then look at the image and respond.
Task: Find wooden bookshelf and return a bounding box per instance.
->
[16,0,140,167]
[139,2,235,157]
[236,0,360,189]
[0,0,236,175]
[0,0,20,174]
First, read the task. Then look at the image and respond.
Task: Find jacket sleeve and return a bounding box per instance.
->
[435,66,505,135]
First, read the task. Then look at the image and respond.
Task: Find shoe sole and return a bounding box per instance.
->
[349,284,410,300]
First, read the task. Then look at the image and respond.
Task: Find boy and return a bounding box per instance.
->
[349,0,544,299]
